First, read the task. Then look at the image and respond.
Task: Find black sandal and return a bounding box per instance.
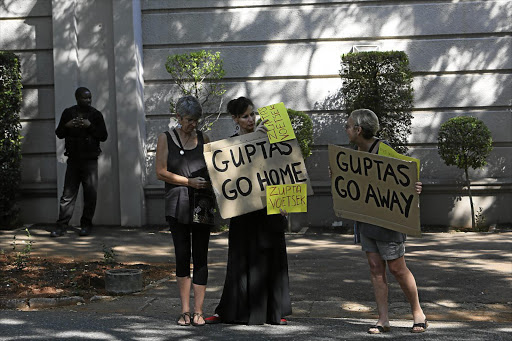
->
[191,312,205,327]
[411,320,428,333]
[368,325,391,334]
[176,312,191,326]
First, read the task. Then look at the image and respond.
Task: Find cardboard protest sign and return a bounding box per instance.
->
[266,184,307,215]
[378,143,420,179]
[204,132,312,219]
[257,102,296,143]
[328,144,421,236]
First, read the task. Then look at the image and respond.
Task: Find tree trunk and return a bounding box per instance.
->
[465,167,475,229]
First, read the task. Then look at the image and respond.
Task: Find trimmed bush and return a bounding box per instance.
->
[438,116,493,229]
[340,51,414,154]
[0,51,23,227]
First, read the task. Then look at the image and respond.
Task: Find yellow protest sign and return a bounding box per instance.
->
[378,143,420,178]
[266,184,307,215]
[257,102,296,143]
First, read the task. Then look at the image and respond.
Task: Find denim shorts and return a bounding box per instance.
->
[360,233,405,260]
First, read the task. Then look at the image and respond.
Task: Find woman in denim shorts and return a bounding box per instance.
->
[345,109,428,334]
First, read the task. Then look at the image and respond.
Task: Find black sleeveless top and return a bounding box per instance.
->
[164,129,207,224]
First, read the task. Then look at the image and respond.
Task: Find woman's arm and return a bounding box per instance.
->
[155,133,208,189]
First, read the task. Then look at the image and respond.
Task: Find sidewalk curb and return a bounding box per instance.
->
[0,277,173,311]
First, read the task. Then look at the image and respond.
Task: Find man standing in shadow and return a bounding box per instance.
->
[50,87,108,237]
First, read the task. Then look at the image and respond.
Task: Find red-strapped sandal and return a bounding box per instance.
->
[204,314,222,324]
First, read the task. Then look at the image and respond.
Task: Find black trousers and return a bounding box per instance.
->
[168,217,210,285]
[57,158,98,227]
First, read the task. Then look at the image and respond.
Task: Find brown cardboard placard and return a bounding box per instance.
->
[328,144,421,236]
[204,132,312,219]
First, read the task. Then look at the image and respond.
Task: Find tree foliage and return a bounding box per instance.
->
[438,116,493,228]
[0,51,23,227]
[340,51,414,154]
[165,50,226,117]
[287,109,313,159]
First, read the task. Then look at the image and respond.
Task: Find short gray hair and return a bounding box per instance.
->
[176,96,202,120]
[349,109,380,139]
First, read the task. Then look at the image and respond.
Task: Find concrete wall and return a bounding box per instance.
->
[1,0,146,227]
[141,0,512,228]
[1,0,510,228]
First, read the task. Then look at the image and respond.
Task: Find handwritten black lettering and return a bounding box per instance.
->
[213,150,228,172]
[222,178,237,200]
[269,169,280,185]
[383,164,399,185]
[244,144,256,163]
[336,151,348,172]
[230,148,245,167]
[396,164,411,187]
[401,192,414,218]
[291,162,307,183]
[363,157,373,176]
[365,183,381,207]
[389,191,403,214]
[349,154,362,175]
[257,171,271,191]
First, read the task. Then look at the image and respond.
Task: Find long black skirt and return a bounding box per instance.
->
[214,209,292,325]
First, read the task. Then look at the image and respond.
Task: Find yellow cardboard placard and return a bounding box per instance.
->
[257,102,296,143]
[266,184,307,215]
[378,143,421,179]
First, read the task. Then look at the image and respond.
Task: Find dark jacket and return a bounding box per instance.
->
[55,105,108,159]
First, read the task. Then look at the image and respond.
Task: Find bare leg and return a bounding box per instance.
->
[177,276,192,324]
[387,256,426,326]
[192,284,206,325]
[366,252,390,327]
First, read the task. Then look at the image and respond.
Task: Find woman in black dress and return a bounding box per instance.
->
[155,96,212,326]
[205,97,292,325]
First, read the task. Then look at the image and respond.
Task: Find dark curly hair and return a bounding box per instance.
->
[227,96,254,117]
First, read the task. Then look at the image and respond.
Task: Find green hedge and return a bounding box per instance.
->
[287,109,313,159]
[0,52,23,227]
[340,51,414,154]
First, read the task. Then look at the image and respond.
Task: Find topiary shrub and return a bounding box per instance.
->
[165,50,226,130]
[438,116,493,229]
[0,51,23,228]
[287,109,313,160]
[340,51,414,154]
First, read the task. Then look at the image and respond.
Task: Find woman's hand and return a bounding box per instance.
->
[415,181,423,195]
[188,177,209,190]
[255,119,269,134]
[279,208,288,217]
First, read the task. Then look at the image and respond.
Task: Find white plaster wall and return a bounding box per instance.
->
[1,0,510,228]
[1,0,146,227]
[141,0,512,227]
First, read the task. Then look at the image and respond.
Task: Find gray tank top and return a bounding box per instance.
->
[164,130,207,224]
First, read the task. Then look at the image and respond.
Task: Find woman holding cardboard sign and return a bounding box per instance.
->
[155,96,214,327]
[342,109,427,334]
[205,96,292,325]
